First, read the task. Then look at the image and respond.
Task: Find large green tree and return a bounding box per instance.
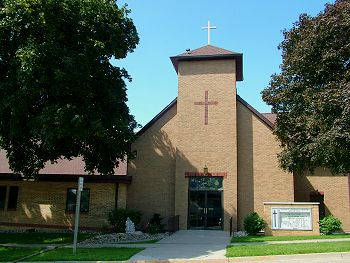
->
[262,0,350,174]
[0,0,139,177]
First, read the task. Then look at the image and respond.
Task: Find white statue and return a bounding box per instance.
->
[125,217,135,233]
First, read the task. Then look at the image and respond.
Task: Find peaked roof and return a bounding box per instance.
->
[176,45,241,57]
[170,45,243,81]
[262,113,277,124]
[136,96,274,136]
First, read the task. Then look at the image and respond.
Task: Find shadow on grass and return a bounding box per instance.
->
[0,247,41,262]
[0,233,94,245]
[24,247,143,261]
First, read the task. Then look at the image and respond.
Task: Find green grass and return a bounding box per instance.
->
[0,233,94,244]
[25,247,143,261]
[226,241,350,257]
[0,247,41,262]
[231,234,350,243]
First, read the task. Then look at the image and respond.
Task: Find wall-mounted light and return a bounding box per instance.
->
[203,165,208,175]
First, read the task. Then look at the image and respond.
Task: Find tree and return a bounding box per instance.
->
[0,0,139,177]
[262,0,350,175]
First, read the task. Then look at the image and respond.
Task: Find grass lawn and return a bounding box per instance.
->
[0,247,41,262]
[226,241,350,257]
[231,234,350,243]
[25,247,143,261]
[0,232,94,244]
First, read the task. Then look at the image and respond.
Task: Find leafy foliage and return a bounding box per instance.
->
[243,212,267,236]
[261,0,350,174]
[0,0,139,176]
[147,213,164,234]
[319,215,342,234]
[108,208,142,233]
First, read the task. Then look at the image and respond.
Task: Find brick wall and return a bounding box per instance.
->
[237,101,294,230]
[176,59,238,231]
[294,169,350,232]
[0,181,117,229]
[127,104,177,228]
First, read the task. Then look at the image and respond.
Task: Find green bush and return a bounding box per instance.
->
[244,212,267,236]
[147,213,164,234]
[319,215,342,235]
[108,208,142,233]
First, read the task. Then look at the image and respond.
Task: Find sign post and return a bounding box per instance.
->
[73,177,84,254]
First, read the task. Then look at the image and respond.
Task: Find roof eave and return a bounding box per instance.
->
[136,98,177,137]
[237,95,275,130]
[170,53,243,81]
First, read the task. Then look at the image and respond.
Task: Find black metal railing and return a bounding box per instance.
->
[229,217,233,236]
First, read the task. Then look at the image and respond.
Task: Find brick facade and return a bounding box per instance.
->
[294,169,350,232]
[127,104,177,228]
[176,59,237,231]
[0,181,121,230]
[237,101,294,229]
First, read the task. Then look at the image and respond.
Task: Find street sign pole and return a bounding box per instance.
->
[73,177,84,254]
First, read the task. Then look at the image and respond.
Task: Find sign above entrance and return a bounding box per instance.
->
[189,177,223,191]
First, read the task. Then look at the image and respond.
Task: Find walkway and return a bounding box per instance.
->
[129,230,230,261]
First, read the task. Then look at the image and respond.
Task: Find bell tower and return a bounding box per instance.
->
[170,45,243,230]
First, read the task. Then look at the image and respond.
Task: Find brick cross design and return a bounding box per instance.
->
[194,91,218,125]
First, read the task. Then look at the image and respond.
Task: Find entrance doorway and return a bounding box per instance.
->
[188,177,223,230]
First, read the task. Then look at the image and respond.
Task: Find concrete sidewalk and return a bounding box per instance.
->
[128,230,231,261]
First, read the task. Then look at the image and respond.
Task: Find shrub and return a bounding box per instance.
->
[147,213,164,234]
[108,208,142,233]
[243,212,267,235]
[319,215,342,235]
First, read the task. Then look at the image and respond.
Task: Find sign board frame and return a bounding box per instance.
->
[271,207,312,231]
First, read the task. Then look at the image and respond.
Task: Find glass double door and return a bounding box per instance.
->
[188,190,222,230]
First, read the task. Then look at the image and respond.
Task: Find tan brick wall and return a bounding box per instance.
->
[263,203,320,236]
[177,59,237,231]
[127,104,177,227]
[117,183,127,209]
[237,101,294,230]
[0,181,116,229]
[294,169,350,232]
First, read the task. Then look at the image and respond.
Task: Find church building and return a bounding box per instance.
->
[0,44,349,233]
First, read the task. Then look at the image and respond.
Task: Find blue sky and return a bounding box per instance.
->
[114,0,334,127]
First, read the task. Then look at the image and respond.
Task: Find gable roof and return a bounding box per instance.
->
[236,95,274,129]
[136,98,177,136]
[137,96,275,136]
[0,150,127,176]
[262,113,277,124]
[170,45,243,81]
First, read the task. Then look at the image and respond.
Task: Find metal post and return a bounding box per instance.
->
[73,177,84,254]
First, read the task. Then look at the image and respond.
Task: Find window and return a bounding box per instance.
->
[7,186,19,210]
[0,186,6,209]
[66,188,90,212]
